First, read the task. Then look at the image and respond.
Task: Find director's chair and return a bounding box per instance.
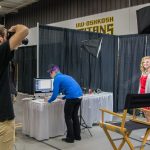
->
[99,93,150,150]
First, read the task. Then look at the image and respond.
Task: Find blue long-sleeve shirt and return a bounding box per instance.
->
[48,73,83,103]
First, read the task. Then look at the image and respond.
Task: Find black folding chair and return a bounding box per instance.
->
[99,93,150,150]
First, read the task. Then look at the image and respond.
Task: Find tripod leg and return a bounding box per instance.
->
[81,116,92,136]
[79,105,92,136]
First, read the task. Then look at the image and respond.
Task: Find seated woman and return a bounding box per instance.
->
[139,56,150,140]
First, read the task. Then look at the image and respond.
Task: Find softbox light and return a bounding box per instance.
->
[136,6,150,34]
[81,38,103,58]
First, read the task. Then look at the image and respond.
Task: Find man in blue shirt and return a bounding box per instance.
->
[46,64,83,143]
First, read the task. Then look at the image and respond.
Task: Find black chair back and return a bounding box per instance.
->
[124,93,150,109]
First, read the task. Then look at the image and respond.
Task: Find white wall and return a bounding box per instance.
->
[50,3,150,35]
[20,27,37,47]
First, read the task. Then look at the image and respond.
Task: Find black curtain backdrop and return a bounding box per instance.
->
[15,24,150,112]
[146,35,150,55]
[117,35,147,111]
[80,36,118,111]
[39,25,101,81]
[39,25,119,110]
[80,38,103,89]
[14,46,37,94]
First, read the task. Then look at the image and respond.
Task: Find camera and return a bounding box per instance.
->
[7,31,28,45]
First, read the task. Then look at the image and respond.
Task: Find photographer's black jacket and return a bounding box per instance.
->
[0,41,15,121]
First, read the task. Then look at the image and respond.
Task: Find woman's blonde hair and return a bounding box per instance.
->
[140,56,150,73]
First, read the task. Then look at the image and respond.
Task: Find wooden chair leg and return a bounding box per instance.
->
[103,128,118,150]
[124,133,134,150]
[118,138,126,150]
[118,131,131,150]
[140,128,150,150]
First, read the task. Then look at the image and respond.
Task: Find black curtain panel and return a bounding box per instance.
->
[62,30,100,81]
[39,25,101,82]
[99,36,118,111]
[39,25,150,112]
[117,35,147,111]
[80,38,103,89]
[14,46,37,94]
[14,24,150,112]
[39,25,119,111]
[80,36,118,111]
[146,35,150,56]
[39,26,66,78]
[80,36,117,90]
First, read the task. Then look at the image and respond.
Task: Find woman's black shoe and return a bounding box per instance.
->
[62,138,74,143]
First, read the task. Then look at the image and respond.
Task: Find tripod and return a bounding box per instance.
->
[79,103,92,136]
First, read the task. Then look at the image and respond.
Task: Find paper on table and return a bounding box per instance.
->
[35,99,45,103]
[57,95,65,99]
[22,97,33,101]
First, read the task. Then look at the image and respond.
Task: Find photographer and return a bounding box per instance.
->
[9,60,17,103]
[0,24,29,150]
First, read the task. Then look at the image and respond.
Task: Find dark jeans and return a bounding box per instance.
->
[64,98,81,140]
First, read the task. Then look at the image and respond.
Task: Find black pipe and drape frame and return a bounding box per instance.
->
[15,25,150,112]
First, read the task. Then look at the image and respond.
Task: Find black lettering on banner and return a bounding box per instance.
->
[78,24,113,34]
[93,26,99,32]
[76,22,84,28]
[88,21,91,26]
[109,17,114,22]
[100,25,106,34]
[107,23,114,34]
[105,17,111,23]
[94,20,99,25]
[86,21,89,26]
[86,27,93,31]
[76,17,114,35]
[90,20,94,26]
[101,18,105,23]
[78,28,86,31]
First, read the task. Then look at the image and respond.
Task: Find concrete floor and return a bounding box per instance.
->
[13,93,150,150]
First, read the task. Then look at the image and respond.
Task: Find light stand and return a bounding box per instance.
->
[79,102,92,136]
[79,38,103,137]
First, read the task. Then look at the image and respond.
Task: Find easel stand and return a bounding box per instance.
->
[79,104,92,136]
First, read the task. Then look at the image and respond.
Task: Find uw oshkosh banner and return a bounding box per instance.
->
[49,3,150,35]
[26,3,150,47]
[75,17,114,34]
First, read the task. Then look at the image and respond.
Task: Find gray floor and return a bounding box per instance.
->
[14,94,150,150]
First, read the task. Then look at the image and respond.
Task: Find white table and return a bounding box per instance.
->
[22,92,113,140]
[22,99,66,140]
[81,92,113,127]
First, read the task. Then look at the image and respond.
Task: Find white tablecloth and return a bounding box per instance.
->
[22,92,113,140]
[22,99,66,140]
[82,92,113,127]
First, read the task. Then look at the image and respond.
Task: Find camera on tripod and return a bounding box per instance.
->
[7,31,28,45]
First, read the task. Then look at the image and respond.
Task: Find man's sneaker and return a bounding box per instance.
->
[75,137,81,141]
[62,138,74,143]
